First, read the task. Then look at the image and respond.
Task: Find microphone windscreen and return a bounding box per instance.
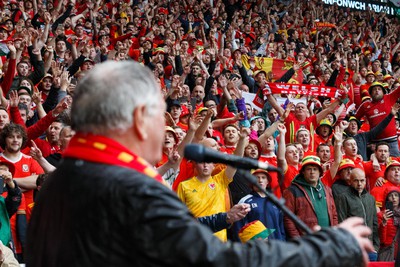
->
[184,144,205,162]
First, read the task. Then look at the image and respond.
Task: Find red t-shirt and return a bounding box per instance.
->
[282,164,300,192]
[321,169,334,187]
[363,161,386,191]
[355,88,400,140]
[219,146,235,155]
[0,153,44,206]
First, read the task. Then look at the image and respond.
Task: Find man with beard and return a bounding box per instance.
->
[191,85,205,110]
[355,82,400,156]
[185,62,204,91]
[0,124,44,206]
[0,123,44,260]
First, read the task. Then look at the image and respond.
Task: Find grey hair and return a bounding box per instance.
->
[71,61,160,135]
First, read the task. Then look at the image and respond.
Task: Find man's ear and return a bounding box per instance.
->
[133,105,148,141]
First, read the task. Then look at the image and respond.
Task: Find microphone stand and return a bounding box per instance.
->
[237,169,313,235]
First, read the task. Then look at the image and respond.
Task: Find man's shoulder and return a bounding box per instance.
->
[55,158,167,191]
[286,182,306,196]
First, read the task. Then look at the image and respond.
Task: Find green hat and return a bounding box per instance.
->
[316,119,333,136]
[301,155,323,174]
[348,116,362,129]
[238,220,275,243]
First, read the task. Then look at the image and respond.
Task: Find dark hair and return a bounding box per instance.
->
[18,103,29,115]
[0,123,28,150]
[18,77,35,90]
[316,143,330,153]
[375,142,389,151]
[203,95,219,106]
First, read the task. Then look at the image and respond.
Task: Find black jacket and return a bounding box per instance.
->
[335,187,380,251]
[27,158,364,267]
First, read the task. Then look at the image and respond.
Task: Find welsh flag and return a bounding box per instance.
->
[242,55,303,84]
[241,55,303,108]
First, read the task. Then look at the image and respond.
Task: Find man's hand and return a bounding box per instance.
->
[167,150,180,164]
[30,140,43,162]
[281,102,294,121]
[337,217,374,267]
[339,121,349,131]
[9,90,19,108]
[333,126,344,144]
[188,115,200,132]
[226,203,251,224]
[0,168,13,189]
[391,103,400,115]
[164,112,175,127]
[53,97,69,116]
[375,177,385,187]
[370,154,381,172]
[277,123,286,135]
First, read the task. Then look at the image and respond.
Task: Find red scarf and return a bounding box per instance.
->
[63,133,163,183]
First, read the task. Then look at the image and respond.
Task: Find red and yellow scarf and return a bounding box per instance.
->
[63,133,163,183]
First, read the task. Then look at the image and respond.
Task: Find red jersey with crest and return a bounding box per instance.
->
[284,113,317,145]
[0,153,44,206]
[355,88,400,141]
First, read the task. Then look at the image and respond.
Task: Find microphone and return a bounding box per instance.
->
[184,144,281,172]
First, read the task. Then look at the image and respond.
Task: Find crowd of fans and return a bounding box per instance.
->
[0,0,399,264]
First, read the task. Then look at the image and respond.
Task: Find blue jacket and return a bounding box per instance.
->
[233,191,286,241]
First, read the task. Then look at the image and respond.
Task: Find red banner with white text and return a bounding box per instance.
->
[264,83,338,98]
